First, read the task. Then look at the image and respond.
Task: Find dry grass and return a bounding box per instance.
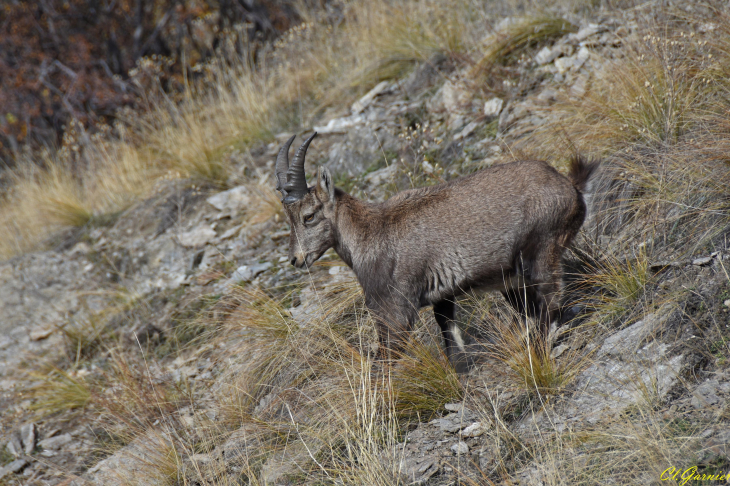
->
[540,16,730,255]
[465,295,589,395]
[323,360,408,486]
[0,0,477,259]
[389,336,464,420]
[574,247,652,327]
[60,313,118,365]
[28,366,92,416]
[552,38,708,151]
[94,350,186,430]
[339,2,465,93]
[181,271,462,483]
[212,286,302,426]
[9,2,730,485]
[0,136,155,256]
[472,15,577,78]
[245,184,286,225]
[554,409,705,485]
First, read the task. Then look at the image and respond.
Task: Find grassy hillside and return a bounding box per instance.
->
[1,0,730,485]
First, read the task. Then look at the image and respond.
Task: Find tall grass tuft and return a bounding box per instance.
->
[538,21,730,256]
[29,367,92,416]
[574,247,651,327]
[472,16,577,78]
[389,337,464,420]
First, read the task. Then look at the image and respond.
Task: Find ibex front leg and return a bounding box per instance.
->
[367,294,417,363]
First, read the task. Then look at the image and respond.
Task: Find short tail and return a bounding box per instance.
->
[567,155,599,193]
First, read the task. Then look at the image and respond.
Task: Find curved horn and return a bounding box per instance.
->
[282,132,317,202]
[275,134,296,196]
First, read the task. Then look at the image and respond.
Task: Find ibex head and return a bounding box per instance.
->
[276,132,337,268]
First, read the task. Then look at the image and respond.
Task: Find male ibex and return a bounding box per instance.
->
[275,132,596,371]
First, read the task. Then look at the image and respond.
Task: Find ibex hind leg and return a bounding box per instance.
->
[434,299,472,374]
[501,286,538,318]
[531,244,564,348]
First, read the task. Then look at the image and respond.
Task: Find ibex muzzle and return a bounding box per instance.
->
[276,132,597,372]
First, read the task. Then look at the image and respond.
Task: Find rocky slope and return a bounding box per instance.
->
[2,4,730,485]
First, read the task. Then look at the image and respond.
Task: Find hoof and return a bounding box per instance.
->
[451,352,475,374]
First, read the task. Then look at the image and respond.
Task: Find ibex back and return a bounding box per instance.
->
[275,132,596,372]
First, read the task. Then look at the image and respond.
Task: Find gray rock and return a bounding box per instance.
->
[451,441,469,455]
[398,455,439,484]
[84,431,170,486]
[38,433,73,450]
[551,344,570,359]
[325,125,395,179]
[554,56,572,74]
[260,440,320,485]
[444,402,465,412]
[206,186,250,212]
[178,224,216,248]
[574,353,684,418]
[599,307,674,358]
[454,120,479,140]
[363,164,397,187]
[692,256,713,266]
[352,81,390,114]
[692,379,720,409]
[571,23,604,42]
[447,114,465,130]
[436,81,472,114]
[29,327,54,341]
[314,114,365,134]
[21,423,36,454]
[556,48,590,74]
[230,262,272,283]
[499,100,534,131]
[570,74,589,98]
[219,224,243,241]
[537,88,559,103]
[6,433,22,458]
[0,459,28,479]
[0,336,11,350]
[220,424,264,468]
[479,450,496,470]
[189,453,212,465]
[575,47,591,69]
[483,97,504,117]
[445,406,477,422]
[534,45,559,65]
[460,422,486,438]
[430,417,465,433]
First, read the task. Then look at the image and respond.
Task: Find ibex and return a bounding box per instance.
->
[275,132,596,371]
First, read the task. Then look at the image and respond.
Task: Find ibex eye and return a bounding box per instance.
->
[304,214,315,223]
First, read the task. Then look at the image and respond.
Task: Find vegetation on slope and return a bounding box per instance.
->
[2,0,730,485]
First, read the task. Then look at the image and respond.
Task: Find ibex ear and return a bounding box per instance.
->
[316,166,335,203]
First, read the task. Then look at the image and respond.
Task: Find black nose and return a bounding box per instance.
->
[291,258,297,266]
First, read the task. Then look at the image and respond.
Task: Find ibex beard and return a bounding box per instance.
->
[275,131,597,373]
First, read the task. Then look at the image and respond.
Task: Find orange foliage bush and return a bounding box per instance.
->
[0,0,302,162]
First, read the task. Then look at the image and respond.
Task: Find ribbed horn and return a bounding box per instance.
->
[282,132,317,202]
[275,134,296,196]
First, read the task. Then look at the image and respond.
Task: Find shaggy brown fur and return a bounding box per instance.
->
[279,148,597,372]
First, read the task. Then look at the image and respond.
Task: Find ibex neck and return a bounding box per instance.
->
[332,189,380,270]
